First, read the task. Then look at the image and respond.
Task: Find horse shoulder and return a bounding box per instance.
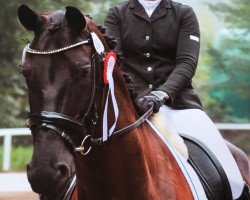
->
[142,124,194,199]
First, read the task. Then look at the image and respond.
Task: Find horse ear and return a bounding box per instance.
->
[17,4,43,31]
[65,6,86,33]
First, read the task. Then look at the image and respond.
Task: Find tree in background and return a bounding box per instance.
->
[207,0,250,122]
[89,0,123,24]
[0,0,28,127]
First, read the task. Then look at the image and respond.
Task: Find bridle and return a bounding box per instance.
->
[26,27,153,157]
[26,40,102,155]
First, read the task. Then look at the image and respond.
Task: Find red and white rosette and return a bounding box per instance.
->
[102,52,119,142]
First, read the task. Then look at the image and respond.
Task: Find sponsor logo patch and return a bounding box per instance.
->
[190,35,199,42]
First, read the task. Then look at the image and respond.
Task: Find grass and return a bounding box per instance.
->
[0,146,33,171]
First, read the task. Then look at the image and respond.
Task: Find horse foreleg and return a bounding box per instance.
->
[226,141,250,186]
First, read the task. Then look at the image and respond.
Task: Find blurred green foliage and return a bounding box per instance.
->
[10,146,33,170]
[209,0,250,31]
[207,0,250,122]
[0,145,33,171]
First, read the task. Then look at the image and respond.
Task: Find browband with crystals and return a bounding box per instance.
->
[25,40,90,55]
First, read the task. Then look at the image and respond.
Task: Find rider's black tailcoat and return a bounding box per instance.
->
[104,0,203,109]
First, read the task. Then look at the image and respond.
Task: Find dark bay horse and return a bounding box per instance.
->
[18,4,194,200]
[18,4,250,200]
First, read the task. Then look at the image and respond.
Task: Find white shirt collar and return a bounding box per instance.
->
[138,0,162,17]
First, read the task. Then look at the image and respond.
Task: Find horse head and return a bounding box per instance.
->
[17,4,99,199]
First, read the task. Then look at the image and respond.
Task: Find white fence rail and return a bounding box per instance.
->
[216,123,250,130]
[0,128,30,171]
[1,125,250,171]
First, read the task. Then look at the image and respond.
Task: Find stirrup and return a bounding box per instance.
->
[236,183,250,200]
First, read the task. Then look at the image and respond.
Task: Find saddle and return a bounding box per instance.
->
[180,134,233,200]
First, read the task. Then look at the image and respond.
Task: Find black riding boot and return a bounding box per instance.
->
[236,183,250,200]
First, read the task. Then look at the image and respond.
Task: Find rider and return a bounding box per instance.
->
[104,0,250,199]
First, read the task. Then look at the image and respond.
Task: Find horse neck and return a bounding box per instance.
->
[74,67,148,195]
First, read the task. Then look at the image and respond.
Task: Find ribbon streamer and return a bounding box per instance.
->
[102,52,119,141]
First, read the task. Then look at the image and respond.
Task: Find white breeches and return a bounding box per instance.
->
[152,105,245,199]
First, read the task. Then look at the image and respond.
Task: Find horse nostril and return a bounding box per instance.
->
[55,163,70,177]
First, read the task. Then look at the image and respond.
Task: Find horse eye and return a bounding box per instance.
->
[21,70,30,77]
[20,65,32,77]
[79,68,90,77]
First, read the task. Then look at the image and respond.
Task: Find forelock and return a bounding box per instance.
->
[48,10,65,30]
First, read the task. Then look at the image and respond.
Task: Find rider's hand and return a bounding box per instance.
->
[135,91,169,114]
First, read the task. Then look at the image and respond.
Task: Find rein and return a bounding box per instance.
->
[62,175,76,200]
[26,22,153,156]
